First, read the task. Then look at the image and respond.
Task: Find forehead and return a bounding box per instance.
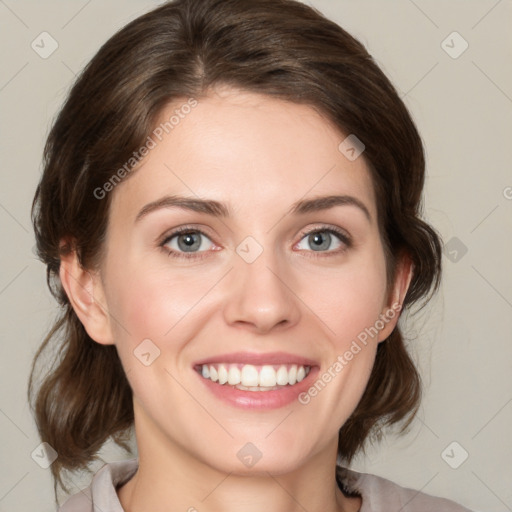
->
[110,87,377,224]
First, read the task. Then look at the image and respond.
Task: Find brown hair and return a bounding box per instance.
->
[28,0,442,498]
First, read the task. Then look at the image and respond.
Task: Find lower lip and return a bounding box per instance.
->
[195,367,319,409]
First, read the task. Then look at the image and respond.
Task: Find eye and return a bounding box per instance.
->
[160,226,215,259]
[160,224,351,260]
[295,226,351,255]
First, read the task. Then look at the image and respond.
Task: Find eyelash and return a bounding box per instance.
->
[159,224,352,260]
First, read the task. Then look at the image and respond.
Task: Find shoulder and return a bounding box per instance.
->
[336,465,475,512]
[58,458,138,512]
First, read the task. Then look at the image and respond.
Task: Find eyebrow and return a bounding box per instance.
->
[135,194,372,223]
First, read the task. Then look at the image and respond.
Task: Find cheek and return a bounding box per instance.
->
[299,275,385,432]
[295,247,388,413]
[105,266,206,403]
[105,260,219,357]
[302,251,389,342]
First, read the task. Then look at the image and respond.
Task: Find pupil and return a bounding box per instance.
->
[310,232,330,251]
[179,233,200,251]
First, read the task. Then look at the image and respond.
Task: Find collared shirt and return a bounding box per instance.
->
[58,458,474,511]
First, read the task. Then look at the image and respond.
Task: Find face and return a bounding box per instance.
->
[84,86,406,475]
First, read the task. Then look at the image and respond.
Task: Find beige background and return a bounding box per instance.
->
[0,1,511,511]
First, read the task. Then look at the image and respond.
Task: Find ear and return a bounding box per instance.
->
[377,254,414,342]
[59,242,114,345]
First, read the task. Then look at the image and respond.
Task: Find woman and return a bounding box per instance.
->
[28,0,473,510]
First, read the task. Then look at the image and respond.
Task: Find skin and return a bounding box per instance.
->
[60,86,412,512]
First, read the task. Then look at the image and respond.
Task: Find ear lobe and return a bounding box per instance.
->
[377,255,414,342]
[59,244,114,346]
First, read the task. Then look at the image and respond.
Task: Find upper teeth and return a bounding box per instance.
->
[200,363,310,387]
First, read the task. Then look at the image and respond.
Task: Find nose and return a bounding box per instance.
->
[222,243,300,334]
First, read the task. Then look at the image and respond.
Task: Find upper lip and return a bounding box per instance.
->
[193,351,318,367]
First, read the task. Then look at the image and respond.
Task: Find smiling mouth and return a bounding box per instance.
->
[195,363,312,391]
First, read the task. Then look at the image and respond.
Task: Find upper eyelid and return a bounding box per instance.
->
[160,225,214,244]
[298,225,350,240]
